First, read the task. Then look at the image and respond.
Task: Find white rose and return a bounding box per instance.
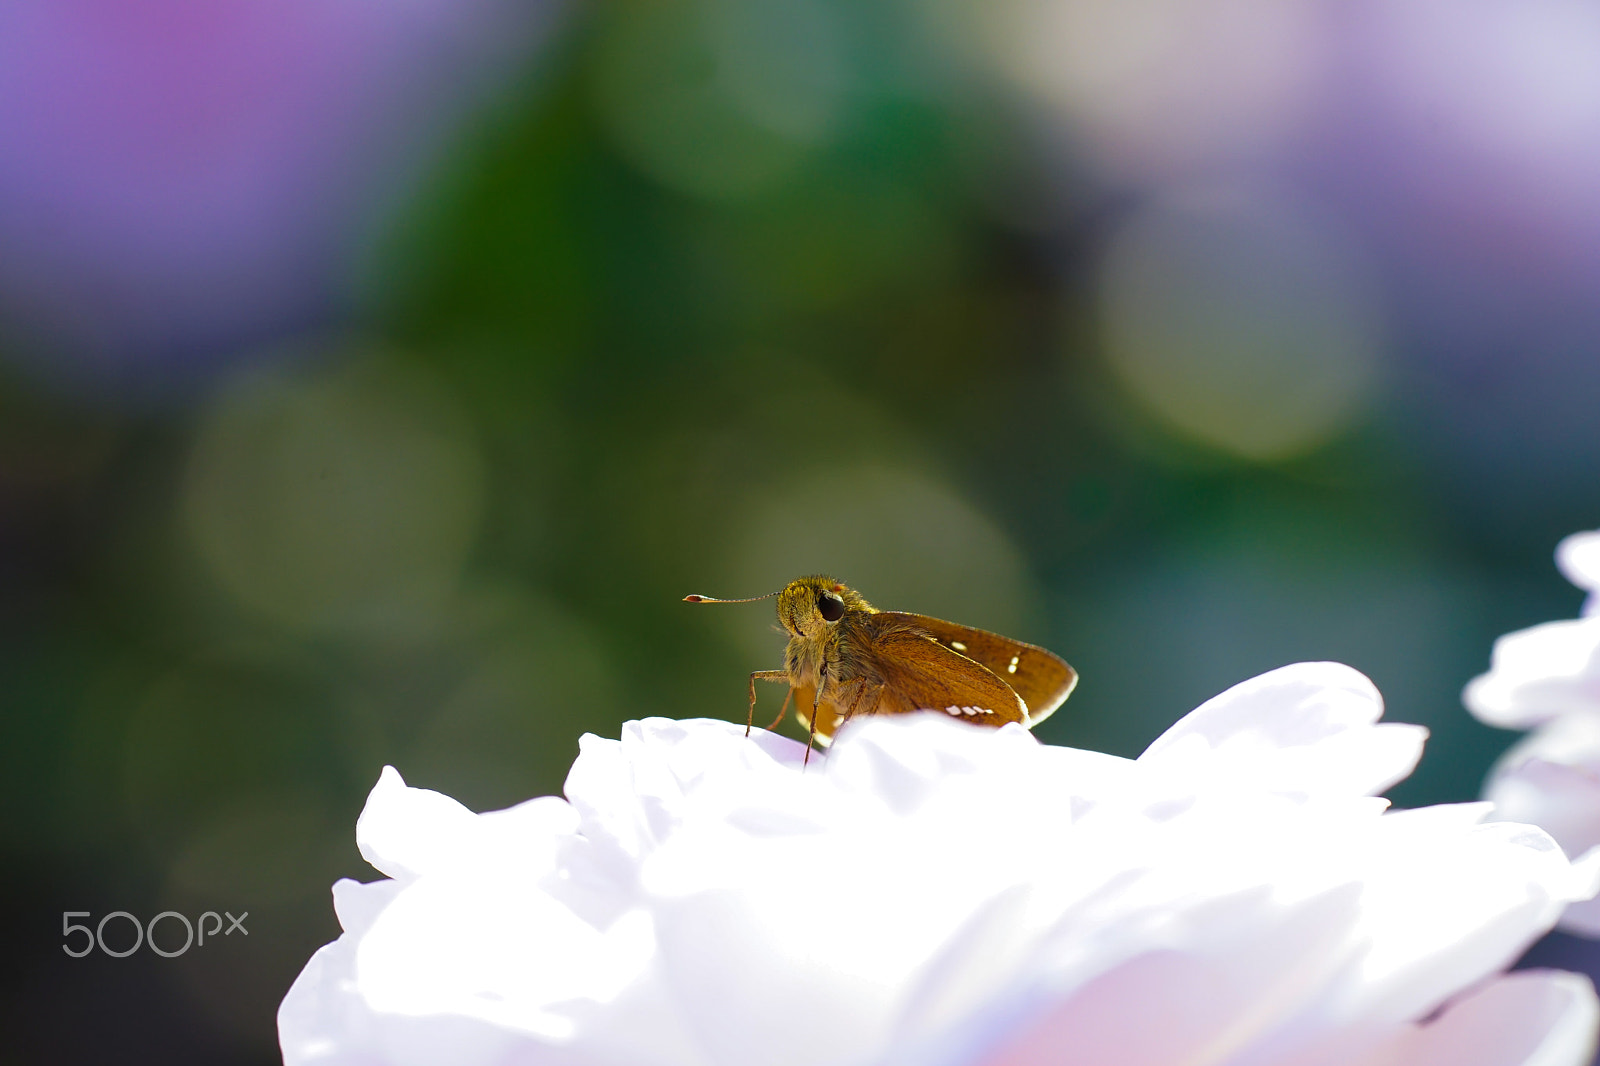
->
[282,662,1600,1066]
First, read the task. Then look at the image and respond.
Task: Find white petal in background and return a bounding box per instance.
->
[1560,532,1600,617]
[1467,530,1600,730]
[1469,529,1600,941]
[1466,619,1600,730]
[281,663,1600,1066]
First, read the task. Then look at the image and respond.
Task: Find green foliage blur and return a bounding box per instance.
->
[3,5,1597,1064]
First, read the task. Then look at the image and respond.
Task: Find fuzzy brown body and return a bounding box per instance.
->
[687,575,1078,750]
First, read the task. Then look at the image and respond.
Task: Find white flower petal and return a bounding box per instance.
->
[975,886,1366,1066]
[1464,619,1600,729]
[1487,716,1600,863]
[1560,891,1600,938]
[1369,970,1598,1066]
[284,667,1600,1066]
[331,876,402,939]
[1346,814,1589,1026]
[1558,530,1600,607]
[1139,662,1425,799]
[278,937,368,1065]
[1462,530,1600,938]
[564,718,807,861]
[355,766,479,882]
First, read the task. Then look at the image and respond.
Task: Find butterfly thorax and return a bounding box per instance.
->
[777,576,879,690]
[787,611,940,706]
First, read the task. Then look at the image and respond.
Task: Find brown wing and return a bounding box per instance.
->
[864,626,1026,726]
[792,630,1026,744]
[875,612,1077,727]
[790,682,838,745]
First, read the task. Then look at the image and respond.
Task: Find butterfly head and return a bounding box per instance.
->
[777,576,874,638]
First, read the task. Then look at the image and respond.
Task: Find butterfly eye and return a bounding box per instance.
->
[817,592,846,622]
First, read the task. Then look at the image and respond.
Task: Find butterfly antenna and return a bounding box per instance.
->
[683,591,779,604]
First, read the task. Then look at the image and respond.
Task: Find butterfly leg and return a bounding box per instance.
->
[803,674,828,767]
[764,686,794,732]
[747,670,790,736]
[836,681,882,733]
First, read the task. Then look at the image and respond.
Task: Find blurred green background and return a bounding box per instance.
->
[6,0,1600,1062]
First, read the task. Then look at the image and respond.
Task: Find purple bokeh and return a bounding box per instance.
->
[0,0,559,397]
[1314,0,1600,535]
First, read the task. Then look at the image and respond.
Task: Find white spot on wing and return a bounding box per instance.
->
[1007,654,1020,674]
[950,641,967,652]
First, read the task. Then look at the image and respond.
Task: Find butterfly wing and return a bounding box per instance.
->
[875,612,1077,726]
[860,624,1026,728]
[793,629,1026,743]
[789,681,840,746]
